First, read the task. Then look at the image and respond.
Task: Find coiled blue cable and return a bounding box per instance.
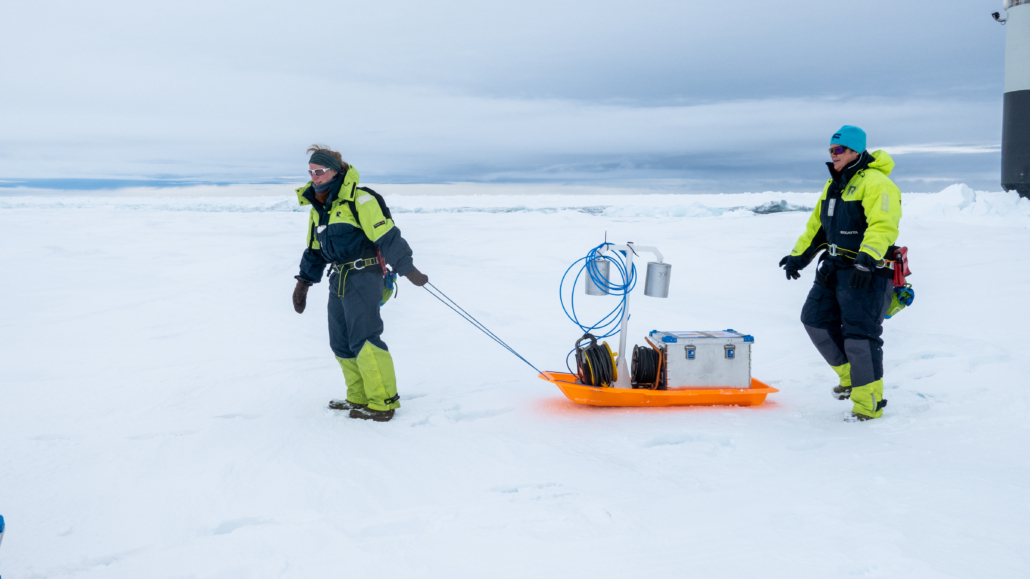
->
[560,242,637,340]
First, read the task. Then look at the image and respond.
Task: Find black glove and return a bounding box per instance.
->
[778,255,807,280]
[293,278,312,313]
[849,253,876,290]
[405,267,429,287]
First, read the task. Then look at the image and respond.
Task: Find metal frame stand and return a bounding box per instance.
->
[596,242,664,389]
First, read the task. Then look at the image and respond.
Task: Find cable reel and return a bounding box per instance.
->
[574,333,618,387]
[631,337,666,390]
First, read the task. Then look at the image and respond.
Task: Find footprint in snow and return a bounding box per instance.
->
[409,407,514,427]
[126,430,200,440]
[212,517,273,535]
[786,440,827,451]
[446,408,513,423]
[492,482,560,494]
[642,432,734,449]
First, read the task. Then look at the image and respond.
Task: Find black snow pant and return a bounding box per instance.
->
[327,267,388,358]
[800,258,893,389]
[327,266,400,411]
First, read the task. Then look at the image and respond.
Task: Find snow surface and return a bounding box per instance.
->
[1,184,1028,578]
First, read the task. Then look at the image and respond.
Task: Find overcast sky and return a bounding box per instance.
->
[0,0,1012,191]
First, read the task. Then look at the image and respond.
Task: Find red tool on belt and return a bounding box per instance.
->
[892,246,911,287]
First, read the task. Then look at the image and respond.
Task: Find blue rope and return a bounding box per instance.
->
[559,242,637,340]
[423,282,542,374]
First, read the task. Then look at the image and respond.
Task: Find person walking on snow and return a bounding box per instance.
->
[292,145,429,422]
[779,126,902,421]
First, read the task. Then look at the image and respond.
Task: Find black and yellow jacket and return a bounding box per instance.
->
[791,150,902,272]
[296,165,414,284]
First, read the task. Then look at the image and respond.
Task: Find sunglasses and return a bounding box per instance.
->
[829,145,848,156]
[308,167,334,176]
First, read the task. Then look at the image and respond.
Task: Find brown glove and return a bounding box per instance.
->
[293,279,311,313]
[405,267,429,287]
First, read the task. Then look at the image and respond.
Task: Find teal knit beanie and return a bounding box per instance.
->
[830,125,866,152]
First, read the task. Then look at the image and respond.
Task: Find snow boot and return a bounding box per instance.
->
[832,385,852,400]
[349,406,395,422]
[831,363,852,400]
[328,399,367,411]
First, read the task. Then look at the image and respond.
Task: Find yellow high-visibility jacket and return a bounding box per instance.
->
[296,165,414,284]
[791,150,902,264]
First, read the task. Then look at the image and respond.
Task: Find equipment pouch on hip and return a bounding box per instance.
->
[381,272,397,306]
[890,246,911,287]
[885,284,915,319]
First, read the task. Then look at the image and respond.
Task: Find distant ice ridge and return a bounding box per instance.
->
[0,196,303,213]
[0,196,812,216]
[904,184,1030,223]
[0,194,813,216]
[600,199,812,218]
[1,184,1027,223]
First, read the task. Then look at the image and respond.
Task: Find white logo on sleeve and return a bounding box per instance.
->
[357,194,374,205]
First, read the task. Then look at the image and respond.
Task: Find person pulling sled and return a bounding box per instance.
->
[292,145,429,422]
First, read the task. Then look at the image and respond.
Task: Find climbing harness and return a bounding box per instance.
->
[820,243,916,318]
[330,256,380,275]
[823,244,892,268]
[329,257,382,297]
[821,243,912,274]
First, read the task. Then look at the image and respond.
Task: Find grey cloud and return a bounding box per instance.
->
[0,0,1011,190]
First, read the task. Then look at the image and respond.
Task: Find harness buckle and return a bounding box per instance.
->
[352,258,368,271]
[828,244,838,257]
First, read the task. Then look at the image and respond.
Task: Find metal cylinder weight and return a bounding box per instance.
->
[644,262,671,298]
[584,258,610,296]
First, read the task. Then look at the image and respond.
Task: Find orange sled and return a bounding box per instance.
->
[538,371,778,407]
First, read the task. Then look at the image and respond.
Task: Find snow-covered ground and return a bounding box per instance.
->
[1,184,1028,578]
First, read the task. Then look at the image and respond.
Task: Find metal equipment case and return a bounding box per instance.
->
[648,330,753,388]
